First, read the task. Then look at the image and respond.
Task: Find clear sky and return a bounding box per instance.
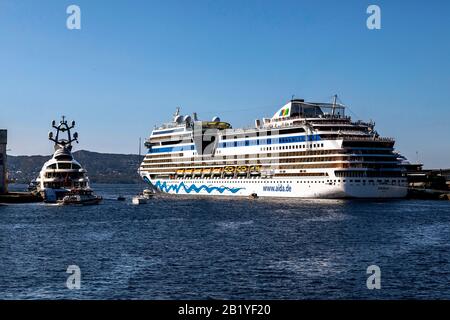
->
[0,0,449,168]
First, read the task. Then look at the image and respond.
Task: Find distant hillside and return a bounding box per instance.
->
[7,150,144,184]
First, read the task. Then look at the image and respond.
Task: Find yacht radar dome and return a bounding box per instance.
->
[183,115,192,124]
[174,115,183,124]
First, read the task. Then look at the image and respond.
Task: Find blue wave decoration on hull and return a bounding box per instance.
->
[143,177,244,194]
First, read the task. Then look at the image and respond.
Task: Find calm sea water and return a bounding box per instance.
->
[1,183,450,300]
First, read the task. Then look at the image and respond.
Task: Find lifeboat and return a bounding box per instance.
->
[249,165,261,176]
[176,169,184,176]
[223,166,235,176]
[212,167,223,176]
[193,168,202,176]
[237,166,248,176]
[202,168,212,176]
[202,121,231,130]
[184,169,193,176]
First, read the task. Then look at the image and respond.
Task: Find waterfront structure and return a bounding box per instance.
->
[0,130,7,194]
[139,97,408,198]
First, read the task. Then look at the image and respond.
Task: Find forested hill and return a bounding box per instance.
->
[7,150,144,184]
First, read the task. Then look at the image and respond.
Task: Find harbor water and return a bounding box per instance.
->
[1,184,450,299]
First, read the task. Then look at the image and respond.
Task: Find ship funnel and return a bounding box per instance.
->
[193,112,198,121]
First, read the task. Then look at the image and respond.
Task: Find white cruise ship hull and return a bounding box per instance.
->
[142,175,407,199]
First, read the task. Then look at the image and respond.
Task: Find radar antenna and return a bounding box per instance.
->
[173,107,181,122]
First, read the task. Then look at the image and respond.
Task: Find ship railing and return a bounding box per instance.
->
[155,123,186,130]
[269,115,351,123]
[337,136,395,142]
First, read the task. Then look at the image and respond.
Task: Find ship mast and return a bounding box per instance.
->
[331,94,338,117]
[48,116,78,151]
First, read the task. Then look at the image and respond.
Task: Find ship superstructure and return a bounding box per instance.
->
[139,97,408,198]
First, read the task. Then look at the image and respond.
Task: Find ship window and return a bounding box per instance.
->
[47,164,57,169]
[58,163,71,169]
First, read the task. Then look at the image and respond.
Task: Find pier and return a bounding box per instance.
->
[405,163,450,200]
[1,130,7,194]
[0,129,42,204]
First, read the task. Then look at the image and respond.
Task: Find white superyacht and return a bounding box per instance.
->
[35,117,101,204]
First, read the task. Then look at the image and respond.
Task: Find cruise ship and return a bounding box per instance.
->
[139,97,408,198]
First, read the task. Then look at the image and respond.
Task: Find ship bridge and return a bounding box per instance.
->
[272,99,346,121]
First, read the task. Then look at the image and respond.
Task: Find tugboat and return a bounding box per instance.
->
[34,116,102,205]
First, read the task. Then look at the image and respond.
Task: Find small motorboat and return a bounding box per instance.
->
[117,195,126,201]
[143,189,155,199]
[60,189,102,206]
[132,195,148,205]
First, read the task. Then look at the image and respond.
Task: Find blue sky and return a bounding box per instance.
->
[0,0,449,168]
